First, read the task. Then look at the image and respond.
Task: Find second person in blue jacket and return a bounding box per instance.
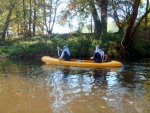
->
[90,46,108,63]
[57,46,71,61]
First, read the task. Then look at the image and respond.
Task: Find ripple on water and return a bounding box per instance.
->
[1,59,150,113]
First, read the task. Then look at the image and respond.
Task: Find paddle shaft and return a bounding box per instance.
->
[57,47,61,65]
[57,48,60,57]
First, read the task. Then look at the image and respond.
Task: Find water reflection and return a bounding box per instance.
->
[118,65,147,89]
[91,68,107,84]
[61,66,70,83]
[1,59,150,113]
[43,65,126,113]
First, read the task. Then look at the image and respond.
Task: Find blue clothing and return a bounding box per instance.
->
[60,46,70,61]
[61,51,70,61]
[95,46,104,61]
[93,52,102,63]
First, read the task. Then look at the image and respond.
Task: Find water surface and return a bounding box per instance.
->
[0,58,150,113]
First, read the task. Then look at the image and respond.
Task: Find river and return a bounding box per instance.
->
[0,58,150,113]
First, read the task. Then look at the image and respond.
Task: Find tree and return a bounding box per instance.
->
[1,0,17,42]
[108,0,133,33]
[33,0,37,36]
[43,0,62,35]
[96,0,108,33]
[90,0,102,34]
[121,0,150,54]
[29,0,32,37]
[58,0,109,34]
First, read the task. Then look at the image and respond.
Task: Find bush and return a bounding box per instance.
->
[0,33,125,59]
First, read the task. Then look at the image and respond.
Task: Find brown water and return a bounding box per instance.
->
[0,58,150,113]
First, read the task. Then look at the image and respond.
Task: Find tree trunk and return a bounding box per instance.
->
[121,0,140,52]
[33,0,37,36]
[22,0,28,37]
[43,0,48,33]
[145,0,149,39]
[111,1,123,33]
[1,2,16,42]
[49,0,58,34]
[29,0,32,37]
[130,8,150,39]
[100,0,108,34]
[145,0,149,26]
[91,3,102,34]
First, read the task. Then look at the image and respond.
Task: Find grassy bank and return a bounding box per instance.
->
[0,33,122,59]
[1,33,149,60]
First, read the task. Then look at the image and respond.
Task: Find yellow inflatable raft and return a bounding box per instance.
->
[41,56,122,67]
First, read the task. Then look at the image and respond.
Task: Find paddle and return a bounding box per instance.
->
[57,47,61,65]
[57,47,60,57]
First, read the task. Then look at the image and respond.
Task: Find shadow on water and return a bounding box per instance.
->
[118,64,148,89]
[0,58,150,113]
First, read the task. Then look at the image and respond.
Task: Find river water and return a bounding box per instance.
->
[0,58,150,113]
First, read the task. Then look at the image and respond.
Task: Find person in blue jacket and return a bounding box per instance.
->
[90,46,108,63]
[57,46,71,61]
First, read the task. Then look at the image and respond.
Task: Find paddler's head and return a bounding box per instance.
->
[96,46,100,51]
[63,46,67,50]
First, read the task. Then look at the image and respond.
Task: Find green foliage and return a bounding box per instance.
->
[2,34,119,58]
[66,35,92,58]
[97,33,123,55]
[5,36,54,56]
[1,32,150,59]
[49,34,92,58]
[134,39,150,57]
[0,46,8,57]
[101,33,123,44]
[7,43,23,55]
[107,41,120,58]
[132,21,150,57]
